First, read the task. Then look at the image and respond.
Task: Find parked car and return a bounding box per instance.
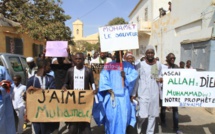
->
[0,53,28,85]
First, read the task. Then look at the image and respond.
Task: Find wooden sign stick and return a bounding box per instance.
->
[119,51,124,87]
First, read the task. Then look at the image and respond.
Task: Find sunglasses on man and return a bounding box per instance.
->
[170,57,176,60]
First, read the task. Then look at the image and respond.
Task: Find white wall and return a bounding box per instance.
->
[129,0,152,24]
[149,0,215,64]
[129,0,172,58]
[172,0,213,27]
[129,0,170,23]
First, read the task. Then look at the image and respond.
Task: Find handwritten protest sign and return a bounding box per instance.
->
[27,90,94,122]
[163,69,215,107]
[99,24,139,52]
[46,41,68,57]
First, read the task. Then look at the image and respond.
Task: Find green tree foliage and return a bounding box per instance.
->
[73,40,98,53]
[107,17,128,26]
[0,0,10,17]
[94,41,100,52]
[0,0,73,43]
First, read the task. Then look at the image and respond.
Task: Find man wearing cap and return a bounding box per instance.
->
[132,45,162,134]
[98,51,138,134]
[125,52,135,65]
[26,57,37,78]
[26,57,37,134]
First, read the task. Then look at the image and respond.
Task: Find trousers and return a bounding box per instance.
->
[137,116,156,134]
[160,100,179,131]
[15,106,25,134]
[68,122,91,134]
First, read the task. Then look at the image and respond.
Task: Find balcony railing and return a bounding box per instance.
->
[137,19,152,31]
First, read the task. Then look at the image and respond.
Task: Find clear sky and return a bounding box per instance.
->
[61,0,139,37]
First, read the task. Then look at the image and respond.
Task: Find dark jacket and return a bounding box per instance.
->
[165,63,179,69]
[27,74,55,89]
[63,66,94,90]
[51,64,71,89]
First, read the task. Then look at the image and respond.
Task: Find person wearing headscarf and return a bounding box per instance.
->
[125,52,134,65]
[132,45,162,134]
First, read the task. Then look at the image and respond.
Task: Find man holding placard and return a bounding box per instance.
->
[45,41,73,89]
[62,52,96,134]
[132,45,162,134]
[160,53,183,134]
[26,59,57,134]
[98,51,138,134]
[97,23,139,134]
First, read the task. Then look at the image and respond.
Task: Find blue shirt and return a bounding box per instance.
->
[0,66,16,134]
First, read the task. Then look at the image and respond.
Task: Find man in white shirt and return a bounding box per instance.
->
[12,75,26,134]
[90,51,112,64]
[186,60,193,69]
[90,51,112,90]
[26,57,37,78]
[62,52,96,134]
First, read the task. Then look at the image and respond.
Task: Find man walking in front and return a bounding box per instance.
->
[62,52,96,134]
[132,45,162,134]
[27,59,57,134]
[98,51,138,134]
[160,53,183,134]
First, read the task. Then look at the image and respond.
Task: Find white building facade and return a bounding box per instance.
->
[150,0,215,65]
[129,0,170,59]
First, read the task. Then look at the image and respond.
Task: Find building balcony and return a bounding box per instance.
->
[137,19,152,35]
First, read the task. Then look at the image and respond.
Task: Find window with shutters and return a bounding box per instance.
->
[136,16,139,22]
[145,7,148,21]
[33,43,44,57]
[5,36,23,55]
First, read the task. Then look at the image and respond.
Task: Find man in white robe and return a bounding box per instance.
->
[132,45,162,134]
[90,51,112,64]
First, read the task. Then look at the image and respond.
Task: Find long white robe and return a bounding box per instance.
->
[90,57,112,64]
[133,61,162,118]
[159,64,168,100]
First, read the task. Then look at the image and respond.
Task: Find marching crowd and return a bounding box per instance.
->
[0,46,194,134]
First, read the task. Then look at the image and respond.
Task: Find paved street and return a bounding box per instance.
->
[24,107,215,134]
